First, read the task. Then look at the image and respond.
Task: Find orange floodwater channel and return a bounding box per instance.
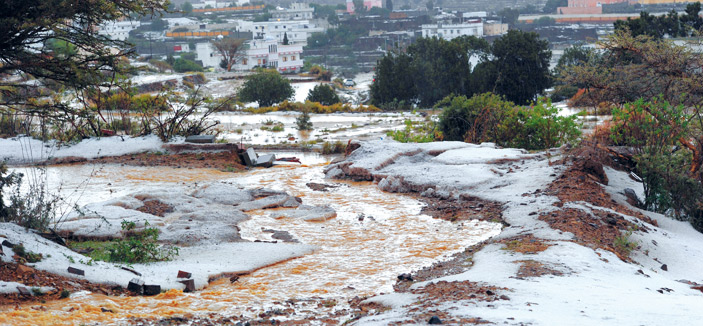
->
[0,158,501,325]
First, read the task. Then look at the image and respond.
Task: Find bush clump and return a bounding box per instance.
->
[306,84,340,105]
[609,97,703,229]
[105,220,179,264]
[437,93,581,150]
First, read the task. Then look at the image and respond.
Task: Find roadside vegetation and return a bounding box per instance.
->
[558,29,703,232]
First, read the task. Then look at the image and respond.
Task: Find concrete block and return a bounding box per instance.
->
[143,284,161,296]
[128,278,144,294]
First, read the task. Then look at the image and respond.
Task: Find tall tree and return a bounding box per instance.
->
[353,0,365,14]
[386,0,394,11]
[283,32,289,45]
[212,38,246,72]
[239,69,294,107]
[490,30,552,105]
[543,0,567,14]
[0,0,167,114]
[182,1,193,14]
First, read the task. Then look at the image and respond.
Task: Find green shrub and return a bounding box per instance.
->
[386,119,439,143]
[106,220,179,264]
[306,84,340,105]
[437,93,580,150]
[1,163,60,232]
[13,244,43,263]
[436,93,515,143]
[610,97,703,227]
[501,97,581,150]
[321,140,346,154]
[296,110,313,130]
[173,58,203,73]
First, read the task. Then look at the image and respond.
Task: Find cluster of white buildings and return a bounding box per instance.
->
[196,38,304,73]
[97,20,141,41]
[95,4,510,74]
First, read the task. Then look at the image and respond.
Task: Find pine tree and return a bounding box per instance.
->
[283,32,290,45]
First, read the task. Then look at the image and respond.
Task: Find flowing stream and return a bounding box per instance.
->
[1,154,501,325]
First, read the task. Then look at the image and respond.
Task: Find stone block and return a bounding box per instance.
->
[185,135,215,143]
[255,154,275,168]
[177,270,192,279]
[128,278,144,294]
[143,284,161,296]
[67,267,85,276]
[178,279,195,292]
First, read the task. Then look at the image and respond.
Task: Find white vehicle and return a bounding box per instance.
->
[344,79,355,87]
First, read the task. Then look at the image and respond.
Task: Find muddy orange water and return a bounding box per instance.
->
[1,155,500,325]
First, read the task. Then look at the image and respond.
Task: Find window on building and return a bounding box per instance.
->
[243,58,248,65]
[282,56,287,62]
[291,55,296,61]
[257,59,261,65]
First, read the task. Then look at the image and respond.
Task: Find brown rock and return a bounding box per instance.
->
[17,287,31,296]
[16,264,34,274]
[661,264,668,271]
[177,270,192,279]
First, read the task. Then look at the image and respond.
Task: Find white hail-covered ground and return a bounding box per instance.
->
[0,135,172,165]
[322,140,703,326]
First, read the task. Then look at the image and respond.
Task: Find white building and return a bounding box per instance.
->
[98,20,141,41]
[421,21,484,40]
[271,3,314,21]
[196,38,303,73]
[237,20,324,46]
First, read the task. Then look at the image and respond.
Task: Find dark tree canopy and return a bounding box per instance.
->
[562,29,703,107]
[239,69,294,107]
[371,32,552,107]
[0,0,167,111]
[614,3,703,38]
[490,30,552,105]
[307,84,341,105]
[370,36,490,107]
[543,0,567,14]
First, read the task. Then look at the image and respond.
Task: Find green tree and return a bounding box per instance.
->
[283,32,290,45]
[490,30,552,105]
[534,16,556,25]
[563,30,703,107]
[436,93,515,142]
[354,0,365,14]
[387,0,394,11]
[307,84,341,105]
[149,18,168,31]
[370,52,416,107]
[212,38,246,71]
[182,1,193,14]
[426,0,434,12]
[0,0,167,116]
[543,0,567,13]
[499,7,520,26]
[173,58,203,72]
[239,69,294,107]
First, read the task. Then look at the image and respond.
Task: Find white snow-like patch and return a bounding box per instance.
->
[0,281,54,295]
[0,135,173,165]
[335,141,703,325]
[361,293,420,309]
[0,222,315,291]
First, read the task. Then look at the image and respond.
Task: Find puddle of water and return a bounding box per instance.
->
[1,160,500,325]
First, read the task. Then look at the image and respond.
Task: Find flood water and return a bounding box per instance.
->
[1,154,500,325]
